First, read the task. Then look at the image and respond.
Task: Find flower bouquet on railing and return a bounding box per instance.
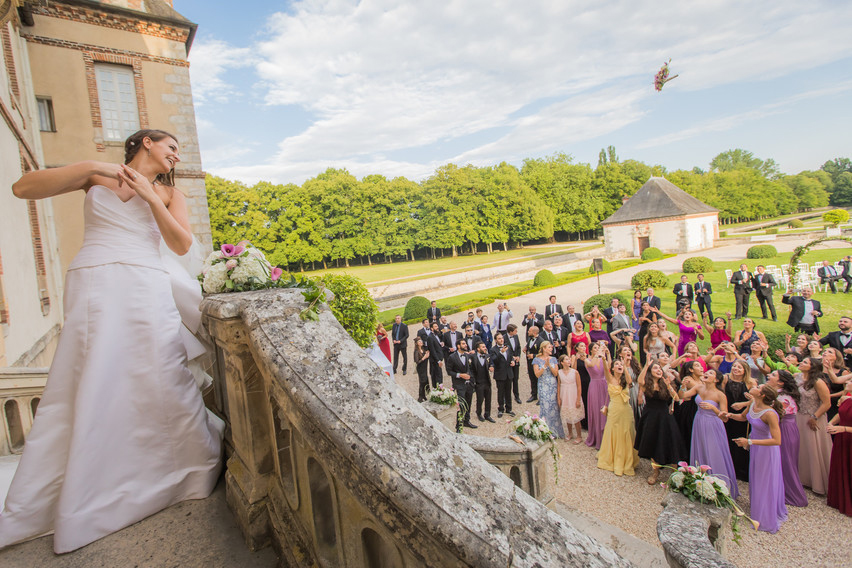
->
[664,461,757,544]
[510,412,560,484]
[427,384,458,406]
[198,241,323,320]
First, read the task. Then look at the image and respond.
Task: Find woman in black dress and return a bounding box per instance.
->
[636,301,657,366]
[723,359,755,481]
[414,337,430,402]
[635,360,687,484]
[575,341,591,431]
[674,360,703,456]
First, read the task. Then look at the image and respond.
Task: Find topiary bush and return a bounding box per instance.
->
[533,269,557,287]
[588,259,612,273]
[319,273,379,348]
[762,328,787,356]
[719,230,727,238]
[823,208,849,227]
[583,292,633,313]
[682,256,713,274]
[747,244,778,259]
[641,247,663,261]
[789,219,804,228]
[403,295,430,322]
[631,269,668,291]
[765,228,778,235]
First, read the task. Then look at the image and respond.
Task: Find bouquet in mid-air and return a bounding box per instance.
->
[654,59,679,92]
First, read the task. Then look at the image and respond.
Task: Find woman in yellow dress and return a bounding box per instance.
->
[597,359,640,476]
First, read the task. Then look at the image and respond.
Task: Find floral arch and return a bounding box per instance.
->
[788,236,852,283]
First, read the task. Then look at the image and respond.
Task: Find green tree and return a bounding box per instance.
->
[830,173,852,206]
[823,208,849,227]
[710,149,781,179]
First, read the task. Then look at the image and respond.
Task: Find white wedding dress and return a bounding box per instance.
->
[0,185,224,553]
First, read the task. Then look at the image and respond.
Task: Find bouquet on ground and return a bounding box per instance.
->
[510,412,560,484]
[664,461,757,543]
[200,242,283,293]
[427,384,458,406]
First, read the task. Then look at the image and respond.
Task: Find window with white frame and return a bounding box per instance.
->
[94,63,140,141]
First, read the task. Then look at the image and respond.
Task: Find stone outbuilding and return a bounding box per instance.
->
[601,177,719,257]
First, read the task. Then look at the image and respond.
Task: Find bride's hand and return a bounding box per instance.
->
[92,161,125,186]
[118,164,157,203]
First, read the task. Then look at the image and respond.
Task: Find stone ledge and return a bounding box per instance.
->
[657,492,735,568]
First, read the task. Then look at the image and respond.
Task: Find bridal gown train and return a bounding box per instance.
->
[0,185,224,553]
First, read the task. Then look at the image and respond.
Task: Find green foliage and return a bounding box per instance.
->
[710,148,781,180]
[682,256,714,273]
[823,208,850,227]
[765,228,779,235]
[631,269,668,290]
[318,274,379,348]
[789,219,804,228]
[403,296,430,322]
[747,245,778,259]
[719,230,727,238]
[589,259,612,273]
[641,247,663,261]
[583,292,633,312]
[533,269,557,287]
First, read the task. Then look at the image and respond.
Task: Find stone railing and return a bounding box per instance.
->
[657,493,735,568]
[201,289,632,567]
[0,367,47,456]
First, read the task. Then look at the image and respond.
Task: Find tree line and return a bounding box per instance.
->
[206,148,851,272]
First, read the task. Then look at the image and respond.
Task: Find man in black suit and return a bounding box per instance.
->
[752,265,777,321]
[819,316,852,368]
[391,315,409,375]
[839,256,852,293]
[416,319,431,342]
[438,316,450,333]
[471,341,494,423]
[442,321,463,361]
[427,300,441,326]
[782,287,822,335]
[544,295,564,322]
[446,340,476,431]
[672,275,693,312]
[694,274,713,321]
[426,322,444,388]
[524,326,543,402]
[490,333,516,418]
[602,297,620,334]
[818,260,841,294]
[462,326,478,353]
[730,264,753,319]
[505,324,523,405]
[642,288,661,311]
[461,312,482,336]
[522,305,544,334]
[552,315,569,357]
[563,305,584,331]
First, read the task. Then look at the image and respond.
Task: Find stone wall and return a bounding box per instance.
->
[201,288,633,567]
[657,492,735,568]
[0,367,47,456]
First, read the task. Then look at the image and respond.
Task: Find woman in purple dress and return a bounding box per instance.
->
[653,307,704,356]
[731,385,788,533]
[585,342,610,450]
[682,369,739,498]
[766,369,808,507]
[631,290,643,332]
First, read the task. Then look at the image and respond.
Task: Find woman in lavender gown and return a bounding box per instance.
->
[731,385,787,533]
[631,290,643,332]
[585,342,610,449]
[766,370,807,507]
[682,369,739,499]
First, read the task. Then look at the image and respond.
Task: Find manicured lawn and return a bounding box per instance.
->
[621,247,852,353]
[300,241,602,285]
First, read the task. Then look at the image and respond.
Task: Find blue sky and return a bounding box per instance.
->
[176,0,852,186]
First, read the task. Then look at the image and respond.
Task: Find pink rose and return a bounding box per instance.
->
[700,465,712,473]
[271,267,283,281]
[225,259,238,270]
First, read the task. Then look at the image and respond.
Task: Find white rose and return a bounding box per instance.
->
[231,257,269,284]
[202,263,229,293]
[669,471,685,489]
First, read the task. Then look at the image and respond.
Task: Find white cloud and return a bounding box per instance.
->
[191,0,852,184]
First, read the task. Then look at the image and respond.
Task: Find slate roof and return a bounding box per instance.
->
[601,177,718,225]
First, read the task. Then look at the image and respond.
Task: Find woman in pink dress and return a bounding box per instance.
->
[569,319,591,355]
[705,312,733,355]
[795,358,833,495]
[557,354,585,443]
[376,323,392,363]
[653,307,704,356]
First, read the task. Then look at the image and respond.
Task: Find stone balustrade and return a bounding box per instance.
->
[0,367,47,456]
[657,492,735,568]
[201,288,632,567]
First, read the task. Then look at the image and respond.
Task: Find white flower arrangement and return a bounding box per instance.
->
[199,242,284,293]
[511,412,555,443]
[427,384,458,406]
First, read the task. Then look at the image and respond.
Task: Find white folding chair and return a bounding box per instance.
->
[765,264,776,271]
[773,268,787,291]
[725,269,733,288]
[811,267,827,292]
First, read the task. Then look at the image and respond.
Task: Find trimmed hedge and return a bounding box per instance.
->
[534,269,557,287]
[762,328,787,356]
[719,230,727,238]
[588,259,612,273]
[631,269,668,290]
[747,244,778,259]
[583,292,633,313]
[789,219,804,228]
[641,247,663,261]
[403,296,430,322]
[320,274,379,348]
[682,256,713,274]
[765,228,778,235]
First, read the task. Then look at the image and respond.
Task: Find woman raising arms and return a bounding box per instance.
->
[652,306,704,356]
[765,370,808,507]
[597,360,640,477]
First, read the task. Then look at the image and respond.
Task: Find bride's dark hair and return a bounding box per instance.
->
[124,129,179,187]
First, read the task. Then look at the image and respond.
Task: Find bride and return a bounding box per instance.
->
[0,129,224,553]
